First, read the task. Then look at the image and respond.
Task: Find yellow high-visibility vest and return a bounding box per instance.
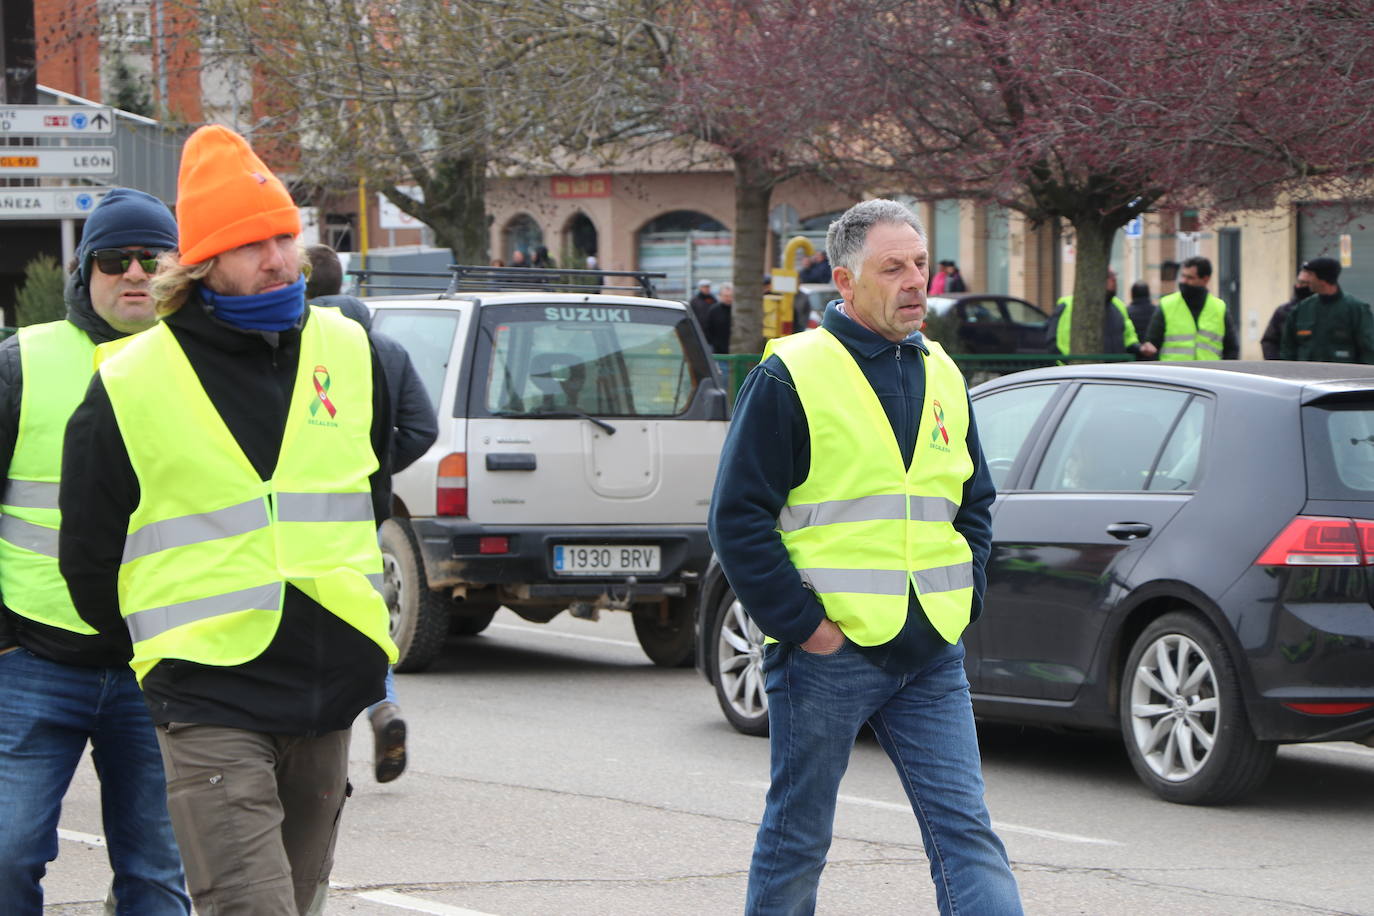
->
[1159,292,1227,360]
[1054,295,1137,354]
[763,329,975,645]
[98,307,398,681]
[0,321,98,633]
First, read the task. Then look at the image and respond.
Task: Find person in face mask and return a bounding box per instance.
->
[1260,272,1313,359]
[1139,256,1239,360]
[1278,257,1374,363]
[58,125,398,913]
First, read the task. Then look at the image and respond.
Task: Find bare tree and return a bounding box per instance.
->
[187,0,672,263]
[824,0,1374,352]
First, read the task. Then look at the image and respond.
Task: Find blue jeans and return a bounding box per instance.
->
[0,647,189,915]
[367,666,398,715]
[746,640,1021,916]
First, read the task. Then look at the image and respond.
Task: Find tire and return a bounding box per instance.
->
[632,596,696,667]
[449,607,497,636]
[709,588,769,737]
[1119,611,1275,805]
[378,519,450,673]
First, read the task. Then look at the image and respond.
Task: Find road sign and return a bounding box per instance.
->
[1125,217,1143,238]
[0,187,111,220]
[0,105,115,136]
[0,147,117,176]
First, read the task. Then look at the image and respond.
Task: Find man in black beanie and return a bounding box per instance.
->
[0,188,190,912]
[1280,256,1374,363]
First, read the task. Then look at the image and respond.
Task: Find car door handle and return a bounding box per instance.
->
[1107,522,1153,540]
[486,453,536,471]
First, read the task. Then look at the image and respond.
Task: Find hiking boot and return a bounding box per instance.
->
[370,702,407,783]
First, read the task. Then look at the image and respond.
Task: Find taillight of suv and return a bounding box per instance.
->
[437,452,468,516]
[1255,516,1374,566]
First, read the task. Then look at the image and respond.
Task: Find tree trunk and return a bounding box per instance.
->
[402,150,490,265]
[729,152,772,355]
[1068,217,1114,356]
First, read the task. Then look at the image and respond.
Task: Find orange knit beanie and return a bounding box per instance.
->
[176,125,300,265]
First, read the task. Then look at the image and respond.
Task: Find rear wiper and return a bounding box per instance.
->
[525,409,617,435]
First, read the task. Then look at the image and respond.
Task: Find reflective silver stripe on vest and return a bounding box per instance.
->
[1197,328,1223,344]
[913,561,975,595]
[778,494,958,532]
[797,567,908,596]
[277,492,375,524]
[1163,334,1194,343]
[123,498,270,564]
[124,583,281,644]
[3,479,60,510]
[0,514,58,557]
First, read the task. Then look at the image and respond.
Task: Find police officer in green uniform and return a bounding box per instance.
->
[1279,257,1374,363]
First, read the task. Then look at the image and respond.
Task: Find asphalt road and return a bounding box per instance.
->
[43,609,1374,915]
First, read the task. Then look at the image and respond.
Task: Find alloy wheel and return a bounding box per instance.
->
[716,596,767,721]
[1127,633,1220,782]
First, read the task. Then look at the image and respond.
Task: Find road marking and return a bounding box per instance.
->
[353,889,503,915]
[737,781,1122,847]
[57,828,105,847]
[488,622,640,649]
[1289,742,1374,760]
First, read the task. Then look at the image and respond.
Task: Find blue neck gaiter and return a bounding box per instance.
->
[201,276,307,331]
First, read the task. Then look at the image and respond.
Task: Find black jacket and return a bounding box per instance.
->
[707,302,995,674]
[313,295,438,472]
[59,290,394,734]
[1144,289,1241,359]
[705,301,732,354]
[0,272,136,666]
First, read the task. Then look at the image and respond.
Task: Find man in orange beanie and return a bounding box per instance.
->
[59,124,398,915]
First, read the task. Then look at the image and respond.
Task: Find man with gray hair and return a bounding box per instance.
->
[709,199,1021,914]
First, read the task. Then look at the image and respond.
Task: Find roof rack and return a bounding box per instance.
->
[346,265,667,298]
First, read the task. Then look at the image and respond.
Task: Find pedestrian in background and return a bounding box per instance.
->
[689,279,718,328]
[1261,272,1311,360]
[1046,269,1141,358]
[1139,256,1239,360]
[710,198,1021,915]
[1280,257,1374,363]
[307,243,440,784]
[705,282,734,353]
[60,125,397,914]
[0,189,190,914]
[1126,280,1156,345]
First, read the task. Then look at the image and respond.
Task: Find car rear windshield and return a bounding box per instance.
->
[478,304,706,418]
[368,308,462,407]
[1304,401,1374,499]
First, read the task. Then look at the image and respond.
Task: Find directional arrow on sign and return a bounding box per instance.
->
[0,147,118,176]
[0,105,116,136]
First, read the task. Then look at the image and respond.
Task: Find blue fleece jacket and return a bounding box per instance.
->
[707,301,996,673]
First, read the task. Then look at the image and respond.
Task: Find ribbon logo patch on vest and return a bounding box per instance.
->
[311,365,338,418]
[930,399,950,445]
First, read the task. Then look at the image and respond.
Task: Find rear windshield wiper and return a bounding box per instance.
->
[522,409,617,435]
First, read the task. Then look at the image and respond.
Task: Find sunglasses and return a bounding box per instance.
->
[90,248,167,276]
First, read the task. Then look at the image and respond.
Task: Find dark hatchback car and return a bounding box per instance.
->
[696,361,1374,805]
[921,292,1050,354]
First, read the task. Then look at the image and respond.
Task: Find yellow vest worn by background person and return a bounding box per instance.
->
[0,321,99,633]
[1158,291,1226,360]
[1054,295,1137,355]
[763,329,976,645]
[98,306,398,681]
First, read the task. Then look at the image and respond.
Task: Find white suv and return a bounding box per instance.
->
[362,267,730,671]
